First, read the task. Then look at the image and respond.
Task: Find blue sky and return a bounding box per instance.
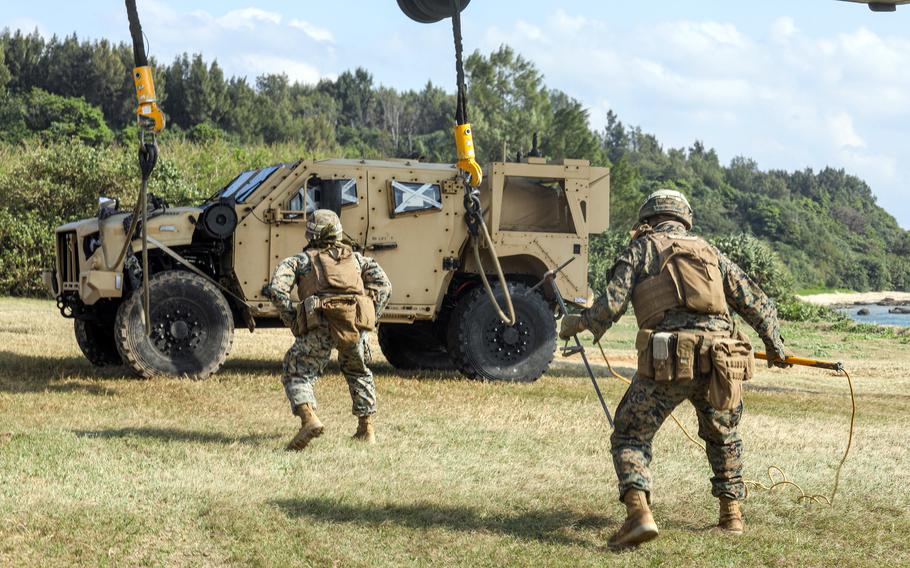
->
[3,1,909,227]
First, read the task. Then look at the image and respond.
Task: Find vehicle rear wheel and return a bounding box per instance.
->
[115,270,234,379]
[447,281,555,382]
[378,322,455,371]
[75,318,122,367]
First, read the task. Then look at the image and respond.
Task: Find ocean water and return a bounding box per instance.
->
[835,304,910,327]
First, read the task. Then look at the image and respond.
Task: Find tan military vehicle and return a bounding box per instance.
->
[45,156,609,382]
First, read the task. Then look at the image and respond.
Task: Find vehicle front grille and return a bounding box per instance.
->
[57,231,79,291]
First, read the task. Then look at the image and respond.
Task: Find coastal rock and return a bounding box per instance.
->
[878,298,898,307]
[889,307,910,315]
[857,308,871,316]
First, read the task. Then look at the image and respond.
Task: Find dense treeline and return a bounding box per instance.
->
[0,28,908,301]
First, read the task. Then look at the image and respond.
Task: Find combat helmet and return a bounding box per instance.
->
[306,209,344,243]
[638,189,693,229]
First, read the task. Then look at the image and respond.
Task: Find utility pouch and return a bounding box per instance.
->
[675,332,698,381]
[354,294,377,332]
[291,307,306,337]
[304,295,322,330]
[652,332,675,381]
[697,337,713,375]
[321,295,360,348]
[636,330,654,379]
[708,335,754,411]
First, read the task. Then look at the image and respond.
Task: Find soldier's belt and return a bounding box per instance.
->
[636,329,745,381]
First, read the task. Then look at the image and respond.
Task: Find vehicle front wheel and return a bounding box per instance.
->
[75,318,122,367]
[115,270,234,379]
[447,281,556,382]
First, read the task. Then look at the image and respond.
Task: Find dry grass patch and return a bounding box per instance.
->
[0,297,908,566]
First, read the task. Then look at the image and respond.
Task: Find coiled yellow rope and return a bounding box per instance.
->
[593,340,856,506]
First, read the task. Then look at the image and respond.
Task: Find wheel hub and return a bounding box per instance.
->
[150,303,206,357]
[170,320,190,340]
[502,327,520,346]
[483,318,531,364]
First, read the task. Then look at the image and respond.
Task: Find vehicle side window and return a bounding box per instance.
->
[389,181,443,216]
[499,176,576,233]
[288,178,358,214]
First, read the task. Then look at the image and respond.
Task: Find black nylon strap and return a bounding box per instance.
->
[125,0,148,66]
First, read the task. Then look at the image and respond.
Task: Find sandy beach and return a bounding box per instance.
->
[798,291,910,306]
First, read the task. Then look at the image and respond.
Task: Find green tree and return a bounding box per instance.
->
[465,45,551,163]
[0,44,11,91]
[24,88,113,145]
[542,91,603,164]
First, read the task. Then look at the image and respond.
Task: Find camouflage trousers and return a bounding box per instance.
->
[282,325,377,417]
[611,373,745,502]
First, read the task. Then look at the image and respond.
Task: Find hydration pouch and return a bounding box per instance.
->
[652,332,674,381]
[708,334,754,410]
[321,295,360,348]
[315,247,363,292]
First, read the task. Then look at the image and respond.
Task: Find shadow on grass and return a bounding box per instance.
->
[0,350,135,395]
[225,357,466,382]
[73,427,280,445]
[548,361,638,380]
[272,497,615,547]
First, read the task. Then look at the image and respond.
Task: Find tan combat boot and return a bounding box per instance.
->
[351,415,375,444]
[607,489,659,550]
[286,403,324,451]
[714,497,744,535]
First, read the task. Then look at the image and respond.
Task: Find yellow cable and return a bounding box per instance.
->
[593,339,856,506]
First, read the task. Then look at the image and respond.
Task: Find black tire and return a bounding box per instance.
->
[74,319,122,367]
[114,271,234,379]
[378,322,455,371]
[447,281,555,382]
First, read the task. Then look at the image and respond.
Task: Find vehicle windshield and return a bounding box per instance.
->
[212,164,283,203]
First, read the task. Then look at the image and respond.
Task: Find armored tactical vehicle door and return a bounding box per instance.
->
[234,161,369,311]
[364,161,462,322]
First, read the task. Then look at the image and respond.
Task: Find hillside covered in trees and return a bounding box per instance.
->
[0,29,908,297]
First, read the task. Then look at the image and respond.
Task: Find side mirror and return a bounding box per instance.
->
[397,0,471,23]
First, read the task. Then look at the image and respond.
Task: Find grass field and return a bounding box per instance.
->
[1,297,908,567]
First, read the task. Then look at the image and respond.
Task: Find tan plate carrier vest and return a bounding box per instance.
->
[295,244,376,346]
[631,232,754,410]
[631,232,727,329]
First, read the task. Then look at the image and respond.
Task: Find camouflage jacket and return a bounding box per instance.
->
[267,246,392,323]
[582,221,785,352]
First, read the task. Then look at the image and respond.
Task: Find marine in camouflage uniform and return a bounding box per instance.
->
[267,210,391,450]
[560,189,789,549]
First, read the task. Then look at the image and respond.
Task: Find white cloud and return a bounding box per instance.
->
[828,112,865,149]
[477,11,910,226]
[289,19,335,43]
[235,54,323,85]
[771,17,798,44]
[515,21,544,42]
[216,8,282,31]
[554,10,589,34]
